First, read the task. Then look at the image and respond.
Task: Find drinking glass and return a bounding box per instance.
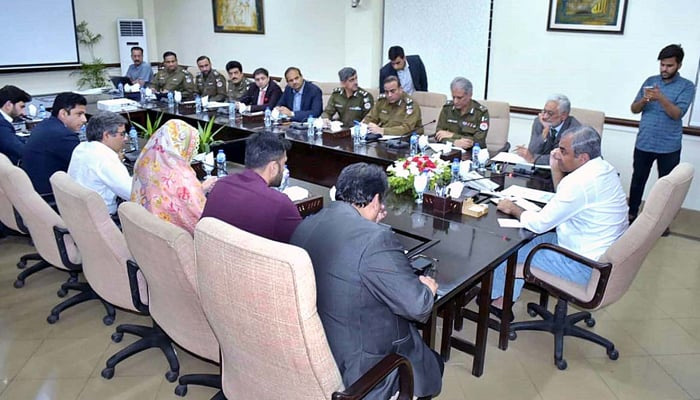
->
[203,163,214,179]
[414,173,428,204]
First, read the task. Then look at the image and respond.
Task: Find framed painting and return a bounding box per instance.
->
[547,0,628,34]
[212,0,265,34]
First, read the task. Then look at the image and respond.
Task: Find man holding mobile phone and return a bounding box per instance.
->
[629,44,695,226]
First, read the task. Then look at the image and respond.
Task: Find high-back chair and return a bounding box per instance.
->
[482,100,511,157]
[49,172,179,381]
[509,163,695,370]
[569,107,605,137]
[195,217,413,400]
[411,91,447,134]
[315,81,339,107]
[0,162,114,324]
[119,202,222,397]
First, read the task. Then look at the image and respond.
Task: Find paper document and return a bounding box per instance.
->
[499,185,554,204]
[491,152,551,170]
[206,101,230,108]
[428,143,464,153]
[498,218,524,228]
[489,196,541,212]
[381,135,403,140]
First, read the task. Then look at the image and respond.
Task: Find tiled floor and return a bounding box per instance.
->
[0,208,699,400]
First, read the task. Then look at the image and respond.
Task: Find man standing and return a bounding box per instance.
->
[152,51,195,99]
[290,163,443,400]
[125,46,153,87]
[435,77,489,150]
[237,67,282,113]
[514,94,580,165]
[276,67,323,122]
[195,56,227,102]
[201,132,301,243]
[0,85,31,165]
[379,45,428,94]
[225,60,250,102]
[22,92,87,196]
[321,67,374,128]
[628,44,695,223]
[67,111,131,216]
[363,76,423,135]
[492,126,628,309]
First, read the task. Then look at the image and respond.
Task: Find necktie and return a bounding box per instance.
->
[257,88,266,105]
[548,127,557,144]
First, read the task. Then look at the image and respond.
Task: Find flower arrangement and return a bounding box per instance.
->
[386,155,452,196]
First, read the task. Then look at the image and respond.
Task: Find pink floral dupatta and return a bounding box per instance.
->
[131,119,205,234]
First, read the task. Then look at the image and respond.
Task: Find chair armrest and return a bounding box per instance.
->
[126,260,149,315]
[332,353,413,400]
[523,242,612,309]
[52,226,82,271]
[39,192,58,212]
[13,207,28,234]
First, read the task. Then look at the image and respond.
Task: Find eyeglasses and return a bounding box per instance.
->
[540,109,559,117]
[111,130,127,137]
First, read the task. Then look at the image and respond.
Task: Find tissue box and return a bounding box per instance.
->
[439,149,462,162]
[461,199,488,217]
[295,195,323,217]
[96,98,140,112]
[423,192,462,215]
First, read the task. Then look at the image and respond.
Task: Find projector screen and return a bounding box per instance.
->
[0,0,79,69]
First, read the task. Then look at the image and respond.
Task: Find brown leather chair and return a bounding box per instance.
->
[411,91,447,134]
[482,100,511,157]
[569,107,605,137]
[119,202,222,397]
[509,162,695,370]
[194,217,413,400]
[50,172,179,381]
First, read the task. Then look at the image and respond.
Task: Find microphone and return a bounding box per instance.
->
[383,119,436,148]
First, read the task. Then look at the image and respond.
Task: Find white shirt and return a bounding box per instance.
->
[396,60,416,95]
[520,157,629,260]
[0,109,13,124]
[67,141,132,214]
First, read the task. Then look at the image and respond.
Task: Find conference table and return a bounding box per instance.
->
[91,103,554,377]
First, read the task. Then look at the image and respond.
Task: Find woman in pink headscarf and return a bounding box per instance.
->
[131,119,216,233]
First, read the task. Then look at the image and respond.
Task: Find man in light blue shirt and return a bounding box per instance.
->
[125,46,153,87]
[628,44,695,222]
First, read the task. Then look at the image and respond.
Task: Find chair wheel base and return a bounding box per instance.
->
[607,348,619,360]
[509,331,517,341]
[17,260,26,269]
[57,288,68,298]
[111,332,123,343]
[101,367,115,379]
[13,279,25,288]
[165,370,179,382]
[584,317,595,327]
[556,359,567,370]
[527,309,538,317]
[103,315,115,326]
[174,384,188,397]
[47,314,59,324]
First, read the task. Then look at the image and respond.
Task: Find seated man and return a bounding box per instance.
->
[67,111,131,216]
[237,67,282,112]
[125,46,153,87]
[290,163,443,400]
[275,67,323,122]
[201,132,301,243]
[492,126,628,310]
[379,45,428,94]
[152,51,195,99]
[363,76,423,135]
[0,85,31,165]
[514,94,580,165]
[22,92,86,196]
[225,60,250,102]
[321,67,374,128]
[195,55,227,102]
[435,77,489,150]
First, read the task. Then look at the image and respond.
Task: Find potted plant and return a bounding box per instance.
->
[72,21,109,89]
[128,112,164,140]
[197,118,226,154]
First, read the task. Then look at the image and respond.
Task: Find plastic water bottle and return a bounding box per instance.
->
[228,101,236,121]
[167,91,174,109]
[451,158,460,183]
[409,132,418,156]
[215,149,227,177]
[280,166,290,191]
[353,122,361,144]
[139,87,146,106]
[195,94,202,114]
[472,143,481,170]
[264,107,272,129]
[307,116,314,139]
[38,104,46,119]
[129,126,139,152]
[78,125,87,142]
[117,83,124,98]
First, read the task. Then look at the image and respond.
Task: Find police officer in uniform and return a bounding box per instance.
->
[435,77,489,149]
[225,60,251,101]
[195,56,227,102]
[321,67,374,128]
[363,76,422,135]
[153,51,196,100]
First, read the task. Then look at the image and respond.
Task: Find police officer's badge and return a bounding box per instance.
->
[217,81,223,87]
[480,121,489,131]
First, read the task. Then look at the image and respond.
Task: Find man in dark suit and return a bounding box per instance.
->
[514,94,581,165]
[275,66,322,122]
[237,67,282,113]
[22,92,87,196]
[290,163,443,400]
[0,85,32,165]
[379,45,428,94]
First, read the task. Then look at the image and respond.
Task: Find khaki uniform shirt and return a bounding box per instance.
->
[195,70,227,102]
[363,92,423,135]
[153,67,196,99]
[321,87,374,127]
[435,99,490,147]
[227,78,251,101]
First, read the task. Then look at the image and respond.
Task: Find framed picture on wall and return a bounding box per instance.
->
[212,0,265,34]
[547,0,628,34]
